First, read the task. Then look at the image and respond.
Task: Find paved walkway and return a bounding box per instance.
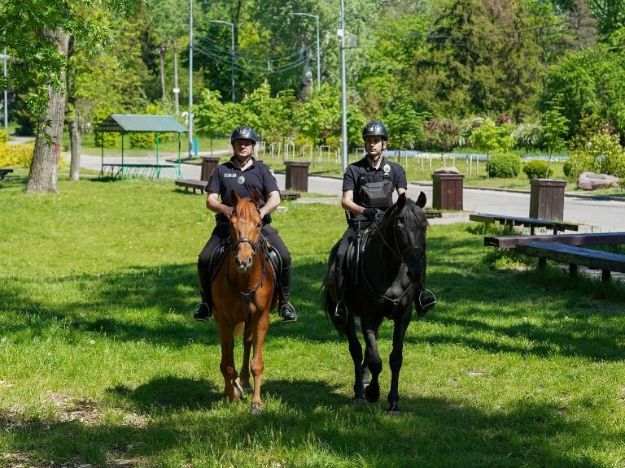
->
[74,153,625,232]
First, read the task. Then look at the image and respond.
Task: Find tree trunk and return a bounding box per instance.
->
[69,117,81,181]
[26,28,70,193]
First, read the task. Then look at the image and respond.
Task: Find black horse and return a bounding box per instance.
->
[324,192,430,414]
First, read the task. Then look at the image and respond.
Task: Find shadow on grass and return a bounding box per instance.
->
[2,381,614,466]
[2,223,625,360]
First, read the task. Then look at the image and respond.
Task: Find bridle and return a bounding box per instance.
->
[227,215,267,303]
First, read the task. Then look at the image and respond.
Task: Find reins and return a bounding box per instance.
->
[359,209,426,315]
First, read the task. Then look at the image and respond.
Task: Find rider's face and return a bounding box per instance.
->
[365,136,386,158]
[233,139,255,161]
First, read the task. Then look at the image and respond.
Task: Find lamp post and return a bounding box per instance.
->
[188,0,193,158]
[210,20,235,103]
[1,48,8,132]
[293,12,320,92]
[339,0,348,171]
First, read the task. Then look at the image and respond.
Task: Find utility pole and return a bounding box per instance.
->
[1,48,8,132]
[293,12,321,92]
[339,0,348,171]
[188,0,193,158]
[210,20,235,103]
[173,42,180,115]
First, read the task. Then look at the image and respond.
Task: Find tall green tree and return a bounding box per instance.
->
[1,0,139,193]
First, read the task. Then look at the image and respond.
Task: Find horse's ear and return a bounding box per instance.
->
[416,191,427,208]
[397,192,407,209]
[231,190,240,206]
[251,188,261,205]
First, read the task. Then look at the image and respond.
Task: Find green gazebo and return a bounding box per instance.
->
[97,114,187,179]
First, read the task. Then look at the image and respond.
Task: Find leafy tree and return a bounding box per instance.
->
[2,0,139,193]
[195,88,228,154]
[293,83,341,145]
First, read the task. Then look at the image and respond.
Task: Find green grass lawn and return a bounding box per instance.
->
[1,173,625,466]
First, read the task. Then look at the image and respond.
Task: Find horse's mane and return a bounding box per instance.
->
[381,196,428,231]
[234,196,260,222]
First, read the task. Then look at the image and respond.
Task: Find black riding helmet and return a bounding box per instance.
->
[362,120,388,141]
[230,126,259,144]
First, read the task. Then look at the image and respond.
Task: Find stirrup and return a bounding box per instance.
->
[193,302,212,321]
[416,289,437,317]
[279,302,298,322]
[334,302,349,324]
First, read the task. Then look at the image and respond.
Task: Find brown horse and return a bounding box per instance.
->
[210,190,277,414]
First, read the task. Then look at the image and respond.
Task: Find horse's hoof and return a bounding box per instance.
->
[250,405,262,415]
[387,402,401,415]
[365,382,380,403]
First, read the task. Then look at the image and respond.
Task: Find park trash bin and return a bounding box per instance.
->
[201,156,221,181]
[530,178,566,220]
[432,170,464,210]
[285,161,310,192]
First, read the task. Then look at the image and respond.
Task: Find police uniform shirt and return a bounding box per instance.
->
[207,157,279,207]
[342,156,407,206]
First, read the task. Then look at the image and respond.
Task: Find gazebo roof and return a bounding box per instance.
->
[97,114,187,133]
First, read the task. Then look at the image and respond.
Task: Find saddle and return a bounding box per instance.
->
[338,224,377,286]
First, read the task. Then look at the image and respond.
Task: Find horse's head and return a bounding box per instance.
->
[379,191,428,283]
[229,190,263,273]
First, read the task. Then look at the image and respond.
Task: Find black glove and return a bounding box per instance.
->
[362,208,377,221]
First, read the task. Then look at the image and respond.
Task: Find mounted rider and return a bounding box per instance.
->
[194,125,298,323]
[333,120,436,321]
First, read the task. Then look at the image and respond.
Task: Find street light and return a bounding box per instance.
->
[188,0,193,158]
[210,20,235,103]
[339,0,348,171]
[293,12,320,92]
[1,48,8,132]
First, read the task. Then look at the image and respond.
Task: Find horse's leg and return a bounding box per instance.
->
[387,308,412,414]
[361,316,384,403]
[219,324,241,402]
[342,314,366,402]
[239,322,253,393]
[249,310,270,414]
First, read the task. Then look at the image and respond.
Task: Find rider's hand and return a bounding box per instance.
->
[362,208,377,221]
[223,206,234,218]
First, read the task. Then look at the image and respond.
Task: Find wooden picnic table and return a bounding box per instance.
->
[485,232,625,249]
[470,212,579,235]
[0,168,14,180]
[516,241,625,283]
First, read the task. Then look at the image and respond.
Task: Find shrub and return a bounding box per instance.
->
[522,159,552,179]
[129,132,154,149]
[0,142,35,167]
[0,129,8,143]
[486,151,521,178]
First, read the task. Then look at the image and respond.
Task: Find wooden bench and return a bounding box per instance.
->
[485,232,625,249]
[280,190,301,201]
[515,241,625,282]
[0,168,13,180]
[470,213,579,235]
[175,179,207,194]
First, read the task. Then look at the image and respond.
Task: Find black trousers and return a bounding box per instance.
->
[197,222,292,305]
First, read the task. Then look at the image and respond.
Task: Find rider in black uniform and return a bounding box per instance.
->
[193,126,298,323]
[333,120,435,321]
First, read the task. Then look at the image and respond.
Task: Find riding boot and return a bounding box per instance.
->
[278,266,298,322]
[194,264,213,321]
[333,264,349,325]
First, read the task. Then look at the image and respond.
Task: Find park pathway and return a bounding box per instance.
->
[75,153,625,232]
